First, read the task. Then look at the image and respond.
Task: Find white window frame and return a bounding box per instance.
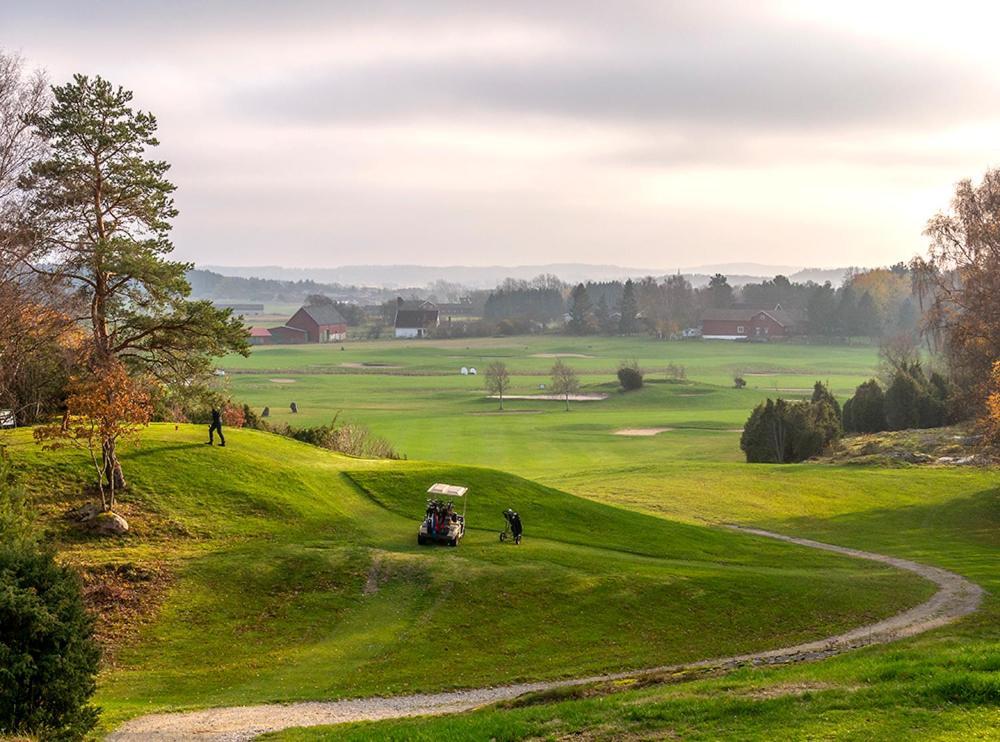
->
[737,325,745,334]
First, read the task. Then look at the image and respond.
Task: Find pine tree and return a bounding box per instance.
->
[567,283,594,335]
[618,279,639,334]
[19,75,249,489]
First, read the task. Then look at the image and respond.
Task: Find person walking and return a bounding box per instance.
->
[207,407,225,447]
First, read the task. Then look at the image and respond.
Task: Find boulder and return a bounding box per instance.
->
[88,511,130,535]
[65,502,130,535]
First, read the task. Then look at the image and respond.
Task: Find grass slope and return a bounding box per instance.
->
[3,424,929,735]
[266,466,1000,741]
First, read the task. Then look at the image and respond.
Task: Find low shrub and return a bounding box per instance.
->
[617,361,644,391]
[0,463,100,740]
[740,396,841,463]
[280,416,403,459]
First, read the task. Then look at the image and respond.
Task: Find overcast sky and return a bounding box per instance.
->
[6,1,1000,269]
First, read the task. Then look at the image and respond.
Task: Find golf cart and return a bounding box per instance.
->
[418,483,468,546]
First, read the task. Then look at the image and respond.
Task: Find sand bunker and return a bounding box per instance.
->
[490,393,607,402]
[269,378,296,384]
[530,353,594,358]
[614,427,674,436]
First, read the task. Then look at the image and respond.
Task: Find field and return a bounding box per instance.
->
[6,336,998,739]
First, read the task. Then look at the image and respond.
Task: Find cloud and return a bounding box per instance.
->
[4,1,1000,269]
[231,9,996,132]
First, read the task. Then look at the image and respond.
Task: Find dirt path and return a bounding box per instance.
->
[107,528,983,741]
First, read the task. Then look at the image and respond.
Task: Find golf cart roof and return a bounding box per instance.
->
[427,483,468,497]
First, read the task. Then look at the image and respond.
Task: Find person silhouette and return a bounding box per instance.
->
[207,407,225,447]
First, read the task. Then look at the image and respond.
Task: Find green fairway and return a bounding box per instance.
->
[218,337,878,477]
[5,423,931,734]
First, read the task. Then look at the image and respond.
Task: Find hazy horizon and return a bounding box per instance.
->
[8,1,1000,269]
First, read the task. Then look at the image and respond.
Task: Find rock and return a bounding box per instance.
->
[936,454,985,466]
[88,511,130,535]
[66,502,130,535]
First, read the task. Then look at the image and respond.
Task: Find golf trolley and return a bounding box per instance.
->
[499,508,522,545]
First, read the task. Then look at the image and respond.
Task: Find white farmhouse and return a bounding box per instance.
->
[393,299,440,338]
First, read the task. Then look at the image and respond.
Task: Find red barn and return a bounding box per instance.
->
[267,325,309,344]
[700,306,799,340]
[285,305,348,343]
[248,326,273,345]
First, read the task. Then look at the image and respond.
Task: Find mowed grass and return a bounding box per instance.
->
[208,336,999,741]
[264,464,1000,742]
[3,423,931,735]
[219,338,879,479]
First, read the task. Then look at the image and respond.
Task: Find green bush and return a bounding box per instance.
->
[883,363,953,431]
[740,397,840,463]
[617,361,644,391]
[844,379,887,433]
[0,464,100,739]
[885,369,922,430]
[811,381,842,421]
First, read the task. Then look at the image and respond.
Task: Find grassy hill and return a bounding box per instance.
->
[260,458,1000,740]
[3,423,931,734]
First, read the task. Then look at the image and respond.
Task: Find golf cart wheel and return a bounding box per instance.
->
[417,535,426,546]
[499,532,507,542]
[514,534,521,545]
[449,538,457,547]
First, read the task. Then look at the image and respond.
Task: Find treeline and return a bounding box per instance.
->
[469,265,919,340]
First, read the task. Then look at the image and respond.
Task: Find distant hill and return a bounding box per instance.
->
[201,263,853,289]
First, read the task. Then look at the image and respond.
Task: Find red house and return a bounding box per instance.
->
[700,306,799,340]
[285,305,348,343]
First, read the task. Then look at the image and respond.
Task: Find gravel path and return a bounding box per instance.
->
[107,527,983,741]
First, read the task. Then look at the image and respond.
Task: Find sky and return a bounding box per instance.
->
[5,1,1000,270]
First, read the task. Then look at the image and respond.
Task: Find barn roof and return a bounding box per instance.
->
[397,300,437,312]
[269,325,308,336]
[701,307,798,327]
[248,326,272,337]
[395,310,439,329]
[299,304,347,326]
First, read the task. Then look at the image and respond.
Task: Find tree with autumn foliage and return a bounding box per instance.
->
[916,168,1000,419]
[0,53,78,424]
[15,75,248,488]
[985,361,1000,448]
[34,361,151,513]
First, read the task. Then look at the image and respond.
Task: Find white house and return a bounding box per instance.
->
[393,300,440,338]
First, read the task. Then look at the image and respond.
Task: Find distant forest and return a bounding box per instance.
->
[192,262,920,342]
